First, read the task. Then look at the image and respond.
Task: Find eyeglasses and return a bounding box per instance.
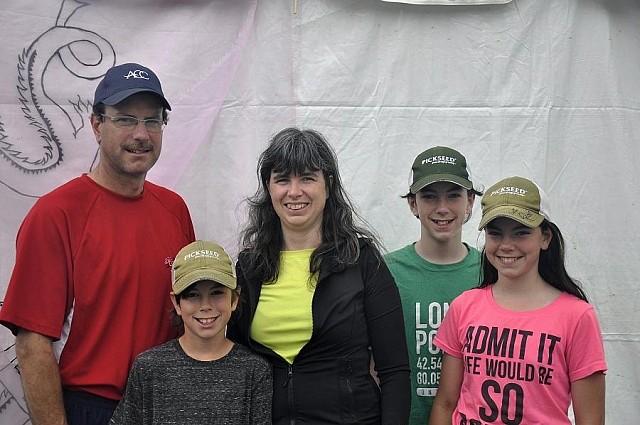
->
[99,114,166,133]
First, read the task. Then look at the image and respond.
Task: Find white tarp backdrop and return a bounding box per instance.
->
[0,0,637,423]
[383,0,513,5]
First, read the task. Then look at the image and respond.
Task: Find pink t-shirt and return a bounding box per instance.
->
[434,286,607,425]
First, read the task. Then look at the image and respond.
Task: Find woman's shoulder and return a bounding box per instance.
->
[236,249,258,274]
[356,237,382,257]
[237,249,251,262]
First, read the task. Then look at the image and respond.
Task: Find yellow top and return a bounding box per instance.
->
[250,249,317,364]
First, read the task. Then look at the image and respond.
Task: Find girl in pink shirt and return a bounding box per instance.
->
[430,176,607,425]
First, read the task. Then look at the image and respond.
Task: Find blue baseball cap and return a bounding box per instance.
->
[93,63,171,110]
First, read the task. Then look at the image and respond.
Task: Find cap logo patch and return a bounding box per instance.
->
[124,70,150,80]
[422,155,456,166]
[490,186,527,197]
[508,207,536,223]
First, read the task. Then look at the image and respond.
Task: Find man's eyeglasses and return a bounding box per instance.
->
[99,114,166,133]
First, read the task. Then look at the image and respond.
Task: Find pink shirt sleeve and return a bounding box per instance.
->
[566,307,607,381]
[433,291,465,359]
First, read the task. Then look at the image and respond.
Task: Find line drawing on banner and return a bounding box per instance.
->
[0,0,115,197]
[1,2,116,422]
[0,344,30,425]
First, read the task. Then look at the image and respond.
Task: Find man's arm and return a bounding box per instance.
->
[15,330,68,425]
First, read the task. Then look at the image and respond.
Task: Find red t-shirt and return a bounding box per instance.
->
[0,175,195,400]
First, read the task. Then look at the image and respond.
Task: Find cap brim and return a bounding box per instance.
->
[172,269,237,295]
[478,206,545,230]
[410,173,472,194]
[102,88,171,110]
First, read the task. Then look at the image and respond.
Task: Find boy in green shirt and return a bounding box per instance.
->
[385,146,482,425]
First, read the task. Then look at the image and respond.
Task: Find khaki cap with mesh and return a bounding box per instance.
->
[479,176,552,230]
[171,240,236,295]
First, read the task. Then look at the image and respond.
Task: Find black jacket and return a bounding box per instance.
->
[227,240,410,425]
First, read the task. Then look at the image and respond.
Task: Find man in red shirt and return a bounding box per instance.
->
[0,63,196,425]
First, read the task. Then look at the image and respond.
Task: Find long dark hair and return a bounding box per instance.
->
[240,127,381,284]
[480,220,588,302]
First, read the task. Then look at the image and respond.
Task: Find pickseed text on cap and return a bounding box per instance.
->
[409,146,474,194]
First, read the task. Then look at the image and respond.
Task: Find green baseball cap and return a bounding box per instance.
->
[172,240,237,295]
[478,176,552,230]
[409,146,474,194]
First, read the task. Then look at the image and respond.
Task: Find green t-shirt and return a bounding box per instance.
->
[384,243,481,425]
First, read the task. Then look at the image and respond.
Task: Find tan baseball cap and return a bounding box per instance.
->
[171,240,236,295]
[478,176,552,230]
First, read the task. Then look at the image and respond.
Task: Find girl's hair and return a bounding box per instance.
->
[240,127,381,284]
[479,220,588,302]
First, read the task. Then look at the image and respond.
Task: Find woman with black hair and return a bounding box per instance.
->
[227,127,410,425]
